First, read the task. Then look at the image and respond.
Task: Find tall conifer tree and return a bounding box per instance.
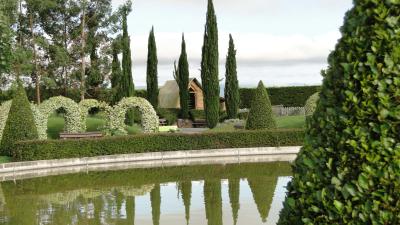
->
[224,34,240,119]
[146,26,158,109]
[201,0,219,128]
[177,34,190,119]
[120,0,134,98]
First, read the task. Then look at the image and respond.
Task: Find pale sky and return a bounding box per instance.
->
[112,0,353,88]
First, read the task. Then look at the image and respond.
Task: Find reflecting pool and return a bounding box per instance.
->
[0,162,291,225]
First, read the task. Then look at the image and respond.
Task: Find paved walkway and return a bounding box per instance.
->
[179,128,209,133]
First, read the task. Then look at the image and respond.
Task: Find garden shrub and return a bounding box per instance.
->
[14,129,304,161]
[39,96,83,133]
[157,108,179,125]
[109,97,159,134]
[304,92,319,116]
[246,81,276,130]
[279,1,400,224]
[1,83,38,156]
[189,110,206,121]
[239,86,321,108]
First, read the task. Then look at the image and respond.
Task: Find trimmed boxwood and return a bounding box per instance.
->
[13,129,304,161]
[240,86,321,108]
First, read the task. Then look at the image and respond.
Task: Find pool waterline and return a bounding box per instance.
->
[0,162,292,225]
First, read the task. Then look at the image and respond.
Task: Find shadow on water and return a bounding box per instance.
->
[0,162,292,225]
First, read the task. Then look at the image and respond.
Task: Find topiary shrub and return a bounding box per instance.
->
[279,1,400,224]
[246,81,276,130]
[1,83,38,156]
[304,92,319,116]
[79,99,112,131]
[109,97,159,134]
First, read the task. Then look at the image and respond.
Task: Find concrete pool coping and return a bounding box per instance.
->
[0,146,301,181]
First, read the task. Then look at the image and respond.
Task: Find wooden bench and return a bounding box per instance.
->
[159,118,167,126]
[59,132,103,140]
[192,119,207,128]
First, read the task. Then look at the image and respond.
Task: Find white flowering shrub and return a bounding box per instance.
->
[79,99,112,131]
[39,96,83,133]
[30,104,47,139]
[0,101,11,142]
[109,97,159,134]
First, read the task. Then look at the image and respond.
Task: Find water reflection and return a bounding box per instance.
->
[0,162,291,225]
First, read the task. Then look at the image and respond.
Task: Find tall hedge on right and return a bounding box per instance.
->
[1,82,38,156]
[246,81,276,130]
[278,1,400,224]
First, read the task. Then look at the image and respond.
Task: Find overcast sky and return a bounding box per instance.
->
[112,0,353,88]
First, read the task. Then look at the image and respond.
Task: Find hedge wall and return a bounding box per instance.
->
[240,86,321,108]
[13,129,304,161]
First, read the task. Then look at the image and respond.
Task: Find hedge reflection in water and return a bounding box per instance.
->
[0,162,291,225]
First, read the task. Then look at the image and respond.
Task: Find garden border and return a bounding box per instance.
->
[0,146,300,180]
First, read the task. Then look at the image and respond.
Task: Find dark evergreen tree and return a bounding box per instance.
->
[150,184,161,225]
[111,38,122,104]
[278,1,400,224]
[1,82,38,156]
[176,34,190,119]
[246,81,276,130]
[146,26,158,109]
[228,178,240,225]
[126,196,135,224]
[200,0,220,128]
[120,1,134,98]
[225,34,240,119]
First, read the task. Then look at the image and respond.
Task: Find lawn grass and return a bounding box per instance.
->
[47,115,142,139]
[207,115,306,132]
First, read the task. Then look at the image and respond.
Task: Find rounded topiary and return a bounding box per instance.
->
[279,1,400,224]
[109,97,159,134]
[246,81,276,130]
[1,83,38,156]
[304,92,319,116]
[39,96,83,133]
[79,99,112,131]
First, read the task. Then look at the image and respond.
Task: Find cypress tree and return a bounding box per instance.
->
[204,180,222,225]
[179,181,192,225]
[177,34,190,119]
[201,0,220,128]
[120,1,134,98]
[278,1,400,224]
[224,34,240,119]
[111,39,123,104]
[146,26,159,109]
[1,82,38,156]
[246,81,276,130]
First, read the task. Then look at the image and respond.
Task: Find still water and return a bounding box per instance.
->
[0,162,291,225]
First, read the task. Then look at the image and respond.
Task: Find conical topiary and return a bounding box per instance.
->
[246,81,276,130]
[1,82,38,156]
[278,1,400,224]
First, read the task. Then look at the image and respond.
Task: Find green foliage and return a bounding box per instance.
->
[225,34,240,119]
[304,92,319,116]
[14,129,304,161]
[279,1,400,224]
[246,81,276,130]
[189,109,206,121]
[150,184,161,225]
[240,86,321,108]
[177,34,190,119]
[201,0,220,128]
[1,83,38,156]
[120,1,134,98]
[157,108,179,125]
[146,26,159,109]
[0,10,13,76]
[228,178,240,225]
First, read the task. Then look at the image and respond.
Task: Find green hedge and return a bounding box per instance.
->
[13,129,304,161]
[240,86,321,108]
